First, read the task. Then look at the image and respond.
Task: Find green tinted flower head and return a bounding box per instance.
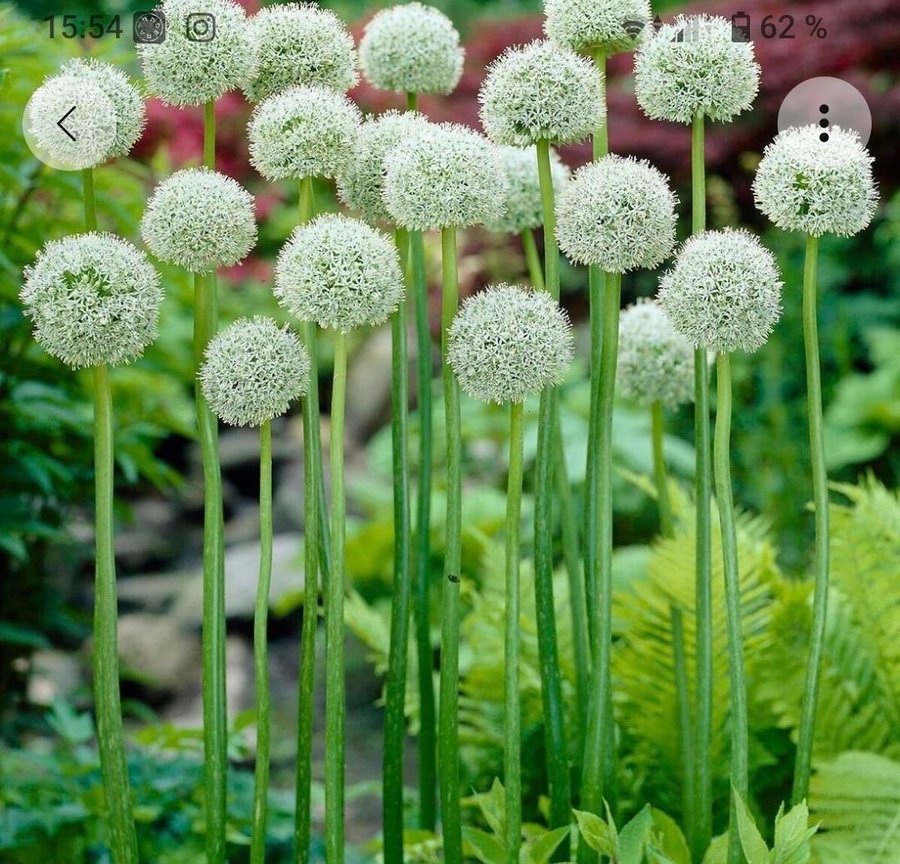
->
[545,0,652,56]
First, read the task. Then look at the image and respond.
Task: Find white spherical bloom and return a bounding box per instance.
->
[634,15,760,124]
[383,123,507,230]
[479,40,605,146]
[200,317,310,427]
[486,145,570,234]
[556,155,677,272]
[617,299,694,409]
[336,110,431,224]
[658,229,783,354]
[21,233,163,369]
[275,214,404,332]
[448,284,574,404]
[753,124,878,238]
[138,0,256,107]
[141,168,257,273]
[360,3,464,95]
[545,0,652,56]
[243,3,357,103]
[248,85,361,181]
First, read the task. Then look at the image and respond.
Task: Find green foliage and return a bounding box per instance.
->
[573,802,691,863]
[733,787,817,864]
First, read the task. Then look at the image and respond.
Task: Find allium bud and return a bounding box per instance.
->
[243,3,358,103]
[141,168,257,273]
[753,124,878,238]
[336,110,431,224]
[248,84,361,181]
[617,299,694,409]
[448,283,574,404]
[383,123,507,230]
[275,214,404,332]
[360,3,464,96]
[556,155,677,272]
[138,0,256,107]
[486,145,570,235]
[200,317,310,427]
[478,40,605,147]
[634,15,760,124]
[658,229,783,355]
[545,0,652,56]
[21,233,163,369]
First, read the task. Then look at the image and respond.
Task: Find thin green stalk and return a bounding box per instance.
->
[406,91,417,112]
[92,363,138,864]
[651,401,674,539]
[671,606,694,843]
[383,230,413,864]
[793,233,828,804]
[325,331,348,864]
[438,225,463,864]
[713,353,748,864]
[204,101,215,169]
[251,421,274,864]
[82,168,97,230]
[505,401,525,864]
[522,228,545,292]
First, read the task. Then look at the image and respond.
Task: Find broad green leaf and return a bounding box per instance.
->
[573,809,616,856]
[463,827,506,864]
[773,800,816,864]
[476,778,507,840]
[618,804,654,864]
[733,785,770,864]
[701,834,729,864]
[650,808,692,864]
[527,825,571,864]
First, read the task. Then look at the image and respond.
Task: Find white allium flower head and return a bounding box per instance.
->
[243,3,358,103]
[248,84,361,181]
[486,145,570,234]
[21,233,162,369]
[141,168,257,273]
[360,3,464,95]
[753,124,878,238]
[556,155,677,272]
[138,0,256,107]
[617,298,694,409]
[200,317,310,427]
[545,0,652,56]
[658,229,783,354]
[448,283,574,404]
[383,123,507,230]
[479,40,605,146]
[634,15,760,124]
[336,110,432,224]
[275,214,404,332]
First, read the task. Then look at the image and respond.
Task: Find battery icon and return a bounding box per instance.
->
[731,11,751,42]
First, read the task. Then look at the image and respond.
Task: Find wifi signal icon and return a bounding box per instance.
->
[622,17,646,40]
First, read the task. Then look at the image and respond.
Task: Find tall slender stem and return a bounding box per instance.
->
[82,168,97,230]
[204,101,216,170]
[793,233,828,804]
[671,606,694,844]
[522,228,545,292]
[438,225,463,864]
[713,353,748,864]
[504,401,525,864]
[251,421,273,864]
[651,401,674,539]
[92,364,138,864]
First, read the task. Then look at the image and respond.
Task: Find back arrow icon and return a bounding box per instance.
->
[57,105,76,141]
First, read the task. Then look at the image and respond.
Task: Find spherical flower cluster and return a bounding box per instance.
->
[448,284,574,404]
[360,3,464,95]
[243,3,358,103]
[753,124,878,238]
[248,85,361,181]
[479,40,605,146]
[634,15,759,124]
[486,145,570,235]
[21,233,162,369]
[336,110,431,224]
[556,155,677,272]
[617,299,694,409]
[200,317,310,427]
[141,168,257,273]
[545,0,652,56]
[138,0,256,107]
[275,214,404,332]
[383,123,507,231]
[658,229,783,354]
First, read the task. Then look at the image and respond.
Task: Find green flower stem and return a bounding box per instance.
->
[92,363,138,864]
[671,605,694,843]
[713,353,748,864]
[204,101,215,169]
[82,168,97,230]
[651,401,674,539]
[251,421,274,864]
[793,233,829,805]
[504,400,525,864]
[521,228,545,292]
[325,330,348,864]
[691,111,713,862]
[438,225,463,864]
[535,139,573,839]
